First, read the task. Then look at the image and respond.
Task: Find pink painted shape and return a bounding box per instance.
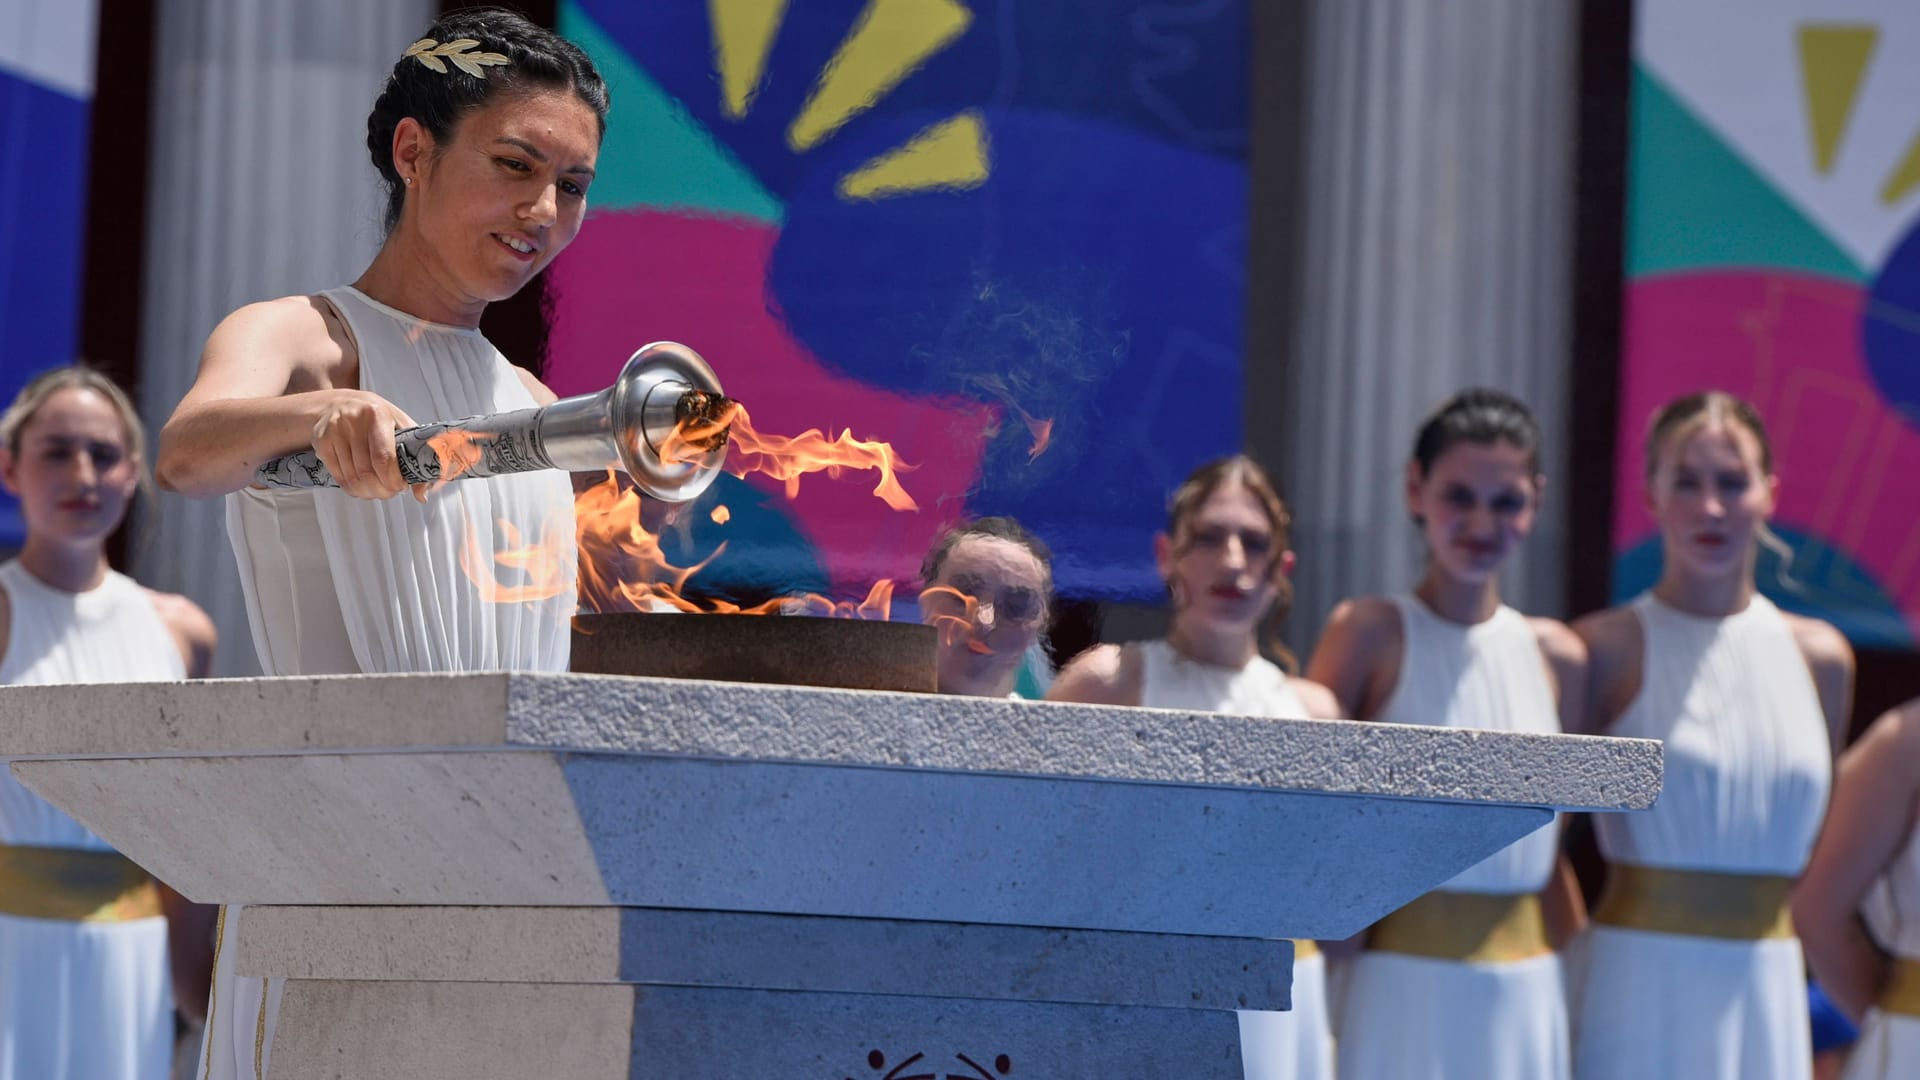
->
[546,209,994,593]
[1616,272,1920,621]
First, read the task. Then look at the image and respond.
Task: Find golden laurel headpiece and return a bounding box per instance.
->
[403,38,510,78]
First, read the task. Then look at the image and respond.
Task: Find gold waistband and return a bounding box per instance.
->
[0,843,162,922]
[1368,890,1551,963]
[1592,864,1794,941]
[1292,938,1320,960]
[1880,959,1920,1018]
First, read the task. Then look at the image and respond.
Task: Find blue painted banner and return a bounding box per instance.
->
[0,4,98,548]
[546,0,1248,603]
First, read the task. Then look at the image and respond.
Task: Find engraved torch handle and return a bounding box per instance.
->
[252,408,549,489]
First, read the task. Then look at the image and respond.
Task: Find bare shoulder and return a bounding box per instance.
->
[1883,700,1920,763]
[1288,676,1346,721]
[1321,596,1402,650]
[1572,605,1643,732]
[207,294,345,353]
[1304,595,1403,719]
[513,366,560,406]
[1860,700,1920,759]
[1781,612,1855,680]
[145,589,217,678]
[1045,643,1141,707]
[198,294,354,395]
[1783,612,1856,750]
[1571,605,1640,667]
[1529,617,1588,671]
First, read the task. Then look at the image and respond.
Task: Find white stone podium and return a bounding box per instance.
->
[0,673,1660,1078]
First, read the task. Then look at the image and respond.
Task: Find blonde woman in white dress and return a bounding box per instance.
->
[1796,696,1920,1079]
[1048,454,1342,1080]
[1308,388,1585,1080]
[1572,391,1853,1080]
[0,367,217,1080]
[157,10,607,1077]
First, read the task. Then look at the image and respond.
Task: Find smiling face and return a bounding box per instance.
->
[1647,420,1776,580]
[0,387,140,548]
[1157,481,1285,639]
[1407,439,1541,584]
[921,534,1050,696]
[396,87,599,304]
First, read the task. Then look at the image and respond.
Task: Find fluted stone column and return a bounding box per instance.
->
[134,0,433,675]
[1265,0,1580,653]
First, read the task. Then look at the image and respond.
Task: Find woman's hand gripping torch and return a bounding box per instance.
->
[252,342,734,503]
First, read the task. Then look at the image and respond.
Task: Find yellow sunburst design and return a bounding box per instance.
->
[710,0,789,118]
[785,0,972,152]
[837,111,988,200]
[709,0,989,201]
[1795,21,1920,207]
[1795,25,1875,174]
[1884,132,1920,207]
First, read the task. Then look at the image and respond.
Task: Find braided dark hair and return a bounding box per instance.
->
[1410,388,1543,476]
[366,7,609,232]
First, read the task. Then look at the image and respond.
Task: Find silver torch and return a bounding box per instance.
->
[252,342,732,503]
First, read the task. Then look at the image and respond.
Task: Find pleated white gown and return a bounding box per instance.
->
[0,560,182,1080]
[1131,639,1334,1080]
[210,285,578,1079]
[1842,824,1920,1079]
[1336,596,1569,1080]
[1573,594,1831,1080]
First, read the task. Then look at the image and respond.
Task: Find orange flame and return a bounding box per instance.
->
[918,585,993,653]
[1024,415,1053,461]
[955,373,1054,463]
[659,401,919,512]
[459,512,574,603]
[455,471,904,621]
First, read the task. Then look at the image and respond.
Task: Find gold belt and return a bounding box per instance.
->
[1880,959,1920,1018]
[1592,864,1794,941]
[0,843,162,922]
[1368,890,1551,963]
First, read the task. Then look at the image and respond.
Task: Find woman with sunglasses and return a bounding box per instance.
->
[918,516,1054,698]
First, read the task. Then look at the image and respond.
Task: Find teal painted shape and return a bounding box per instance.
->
[1627,65,1864,283]
[560,1,783,223]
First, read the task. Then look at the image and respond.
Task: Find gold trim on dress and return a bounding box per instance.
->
[0,842,163,922]
[1292,938,1321,960]
[1592,863,1795,941]
[1368,890,1552,963]
[203,906,228,1080]
[1879,957,1920,1017]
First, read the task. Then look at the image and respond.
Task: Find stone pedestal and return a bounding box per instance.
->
[0,674,1660,1077]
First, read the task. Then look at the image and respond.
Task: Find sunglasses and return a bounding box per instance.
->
[925,575,1046,624]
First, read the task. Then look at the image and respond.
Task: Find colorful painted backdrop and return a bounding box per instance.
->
[0,3,97,548]
[1616,0,1920,649]
[545,0,1247,604]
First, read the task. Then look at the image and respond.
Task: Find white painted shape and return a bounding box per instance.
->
[1637,0,1920,270]
[0,0,98,100]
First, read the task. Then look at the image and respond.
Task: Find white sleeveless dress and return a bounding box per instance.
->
[1336,596,1568,1080]
[1133,639,1333,1080]
[1846,820,1920,1078]
[205,286,578,1079]
[1574,593,1831,1080]
[0,560,181,1080]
